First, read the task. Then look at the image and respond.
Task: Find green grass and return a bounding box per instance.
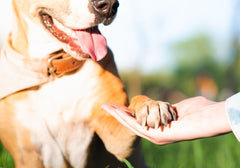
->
[1,133,240,168]
[0,143,14,168]
[123,158,134,168]
[141,133,240,168]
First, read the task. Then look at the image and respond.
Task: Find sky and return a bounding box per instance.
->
[0,0,236,73]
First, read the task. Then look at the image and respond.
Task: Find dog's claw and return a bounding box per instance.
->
[169,106,177,121]
[162,115,167,127]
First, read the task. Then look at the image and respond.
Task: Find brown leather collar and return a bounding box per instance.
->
[47,50,84,78]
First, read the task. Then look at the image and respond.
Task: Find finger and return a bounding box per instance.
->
[101,103,154,138]
[101,103,169,144]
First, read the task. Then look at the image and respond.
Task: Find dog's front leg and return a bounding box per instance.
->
[0,108,44,168]
[88,102,151,168]
[89,107,138,160]
[90,95,177,166]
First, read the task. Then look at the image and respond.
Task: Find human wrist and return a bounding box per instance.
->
[214,101,232,134]
[197,101,231,138]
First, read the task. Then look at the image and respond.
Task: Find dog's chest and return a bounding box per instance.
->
[15,61,103,167]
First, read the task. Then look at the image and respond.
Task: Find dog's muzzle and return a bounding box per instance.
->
[91,0,119,25]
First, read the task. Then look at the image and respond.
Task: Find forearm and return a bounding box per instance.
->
[203,101,231,137]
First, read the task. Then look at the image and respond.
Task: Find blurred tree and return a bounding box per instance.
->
[226,0,240,93]
[120,70,142,99]
[227,39,240,92]
[121,34,228,102]
[171,34,227,99]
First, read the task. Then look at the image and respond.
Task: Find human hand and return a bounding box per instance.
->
[102,96,232,145]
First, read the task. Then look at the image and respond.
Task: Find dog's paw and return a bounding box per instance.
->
[129,95,177,129]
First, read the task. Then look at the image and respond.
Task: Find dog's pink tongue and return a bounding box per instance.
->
[74,27,107,61]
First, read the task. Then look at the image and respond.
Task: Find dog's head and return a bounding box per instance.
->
[13,0,119,61]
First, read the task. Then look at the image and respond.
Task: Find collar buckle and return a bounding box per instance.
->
[47,50,65,78]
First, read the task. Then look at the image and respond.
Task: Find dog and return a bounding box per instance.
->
[0,0,177,167]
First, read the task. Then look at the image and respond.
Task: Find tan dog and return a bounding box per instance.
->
[0,0,176,167]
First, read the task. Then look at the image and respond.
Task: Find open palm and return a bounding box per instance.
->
[102,97,231,145]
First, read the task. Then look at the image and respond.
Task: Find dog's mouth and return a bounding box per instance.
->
[40,13,107,61]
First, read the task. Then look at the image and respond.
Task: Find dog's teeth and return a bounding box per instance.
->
[53,18,75,38]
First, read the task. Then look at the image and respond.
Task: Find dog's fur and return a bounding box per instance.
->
[0,0,176,167]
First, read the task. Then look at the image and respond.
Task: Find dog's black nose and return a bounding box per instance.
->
[92,0,119,21]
